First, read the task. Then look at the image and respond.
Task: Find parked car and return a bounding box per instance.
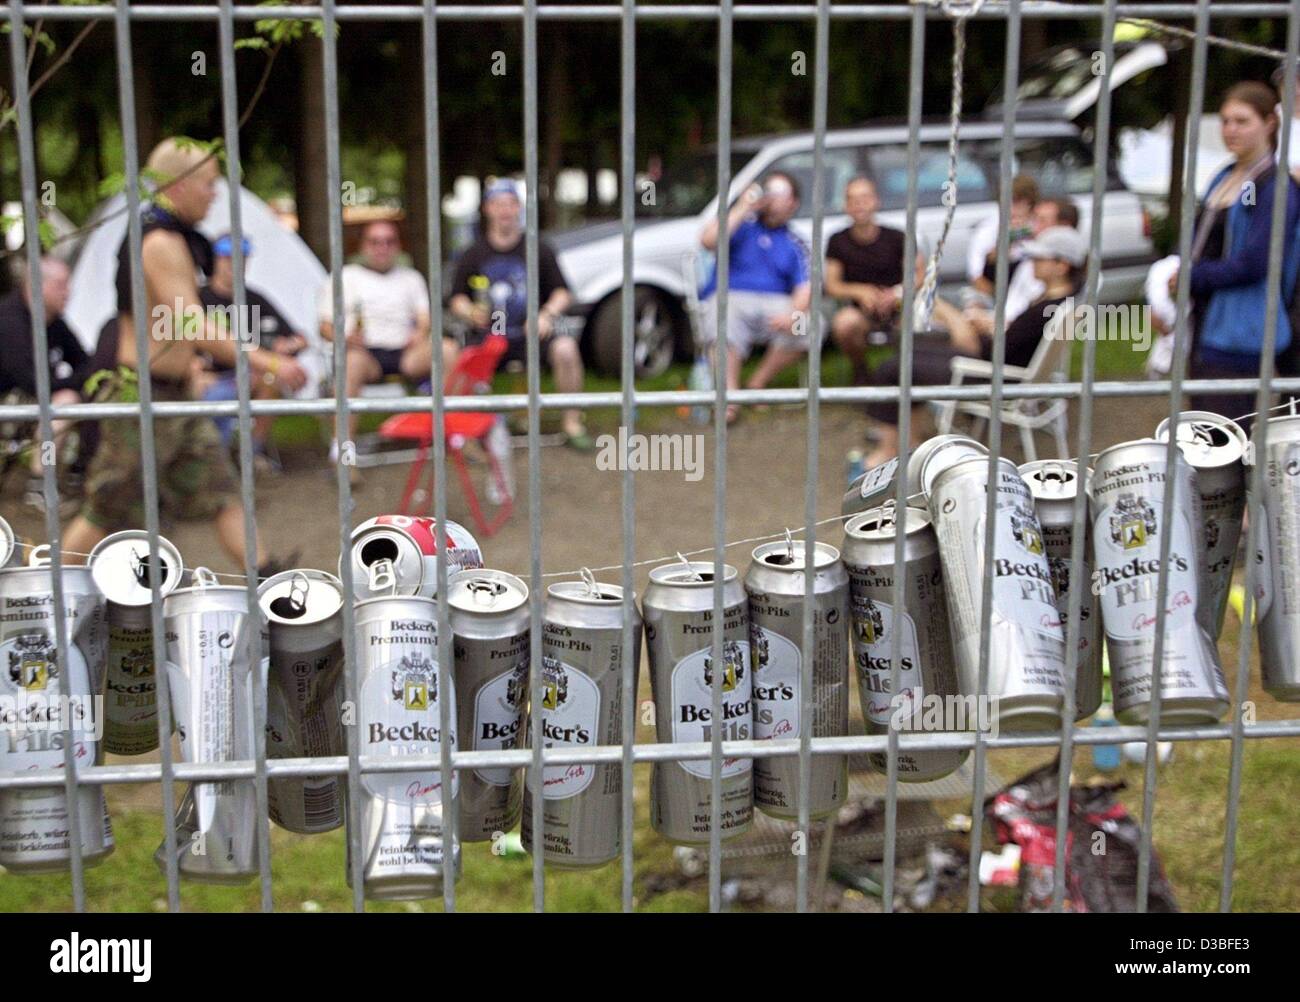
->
[553,48,1164,378]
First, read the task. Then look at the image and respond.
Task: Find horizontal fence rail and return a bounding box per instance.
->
[2,0,1299,916]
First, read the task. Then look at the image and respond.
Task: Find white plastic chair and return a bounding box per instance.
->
[933,302,1073,462]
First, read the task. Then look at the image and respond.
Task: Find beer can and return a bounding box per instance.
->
[842,505,968,782]
[743,540,849,819]
[1019,460,1104,720]
[345,515,483,601]
[523,575,642,867]
[1248,414,1300,700]
[841,434,987,518]
[448,568,529,843]
[928,455,1068,732]
[644,560,752,845]
[1091,439,1229,724]
[0,552,113,872]
[88,530,184,755]
[1154,411,1248,637]
[351,563,458,899]
[156,568,267,884]
[258,569,346,834]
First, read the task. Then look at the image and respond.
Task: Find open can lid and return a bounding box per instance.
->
[89,530,184,606]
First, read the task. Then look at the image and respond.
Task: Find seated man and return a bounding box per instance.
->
[319,219,457,466]
[698,171,812,421]
[447,178,590,450]
[965,173,1040,303]
[0,255,92,512]
[194,234,307,470]
[864,226,1086,466]
[825,175,906,385]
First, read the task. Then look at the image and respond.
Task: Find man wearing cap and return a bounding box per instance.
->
[195,233,307,469]
[62,137,307,577]
[448,179,590,449]
[319,219,453,471]
[698,170,812,422]
[862,224,1087,466]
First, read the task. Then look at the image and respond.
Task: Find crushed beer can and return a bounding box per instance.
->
[155,568,267,884]
[1248,414,1300,701]
[258,569,346,834]
[841,434,988,519]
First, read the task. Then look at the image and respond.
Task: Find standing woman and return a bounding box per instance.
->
[1182,81,1300,432]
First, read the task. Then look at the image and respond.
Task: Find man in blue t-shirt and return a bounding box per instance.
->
[698,170,812,422]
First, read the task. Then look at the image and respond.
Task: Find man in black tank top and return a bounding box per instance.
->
[63,138,307,576]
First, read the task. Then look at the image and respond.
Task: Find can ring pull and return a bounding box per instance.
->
[369,558,397,594]
[193,567,219,589]
[675,552,702,581]
[287,571,311,613]
[468,577,506,604]
[879,497,897,529]
[783,528,796,563]
[27,544,51,568]
[580,567,599,596]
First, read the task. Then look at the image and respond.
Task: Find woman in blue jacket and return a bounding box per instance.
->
[1182,80,1300,431]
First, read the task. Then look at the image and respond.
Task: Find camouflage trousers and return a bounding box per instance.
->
[79,374,241,531]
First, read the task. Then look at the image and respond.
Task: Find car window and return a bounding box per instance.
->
[761,147,864,217]
[865,144,993,210]
[985,135,1098,196]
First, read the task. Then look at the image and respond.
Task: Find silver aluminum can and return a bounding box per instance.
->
[156,569,267,884]
[1248,414,1300,700]
[448,568,529,842]
[928,455,1068,731]
[1091,439,1228,724]
[522,576,642,867]
[345,515,483,601]
[840,434,987,518]
[743,540,848,819]
[842,505,968,782]
[1155,411,1248,638]
[258,569,346,834]
[0,556,113,872]
[351,583,459,900]
[0,514,14,568]
[88,530,184,755]
[645,560,752,845]
[1019,460,1104,720]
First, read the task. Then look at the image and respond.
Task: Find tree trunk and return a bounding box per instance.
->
[400,30,430,277]
[294,39,330,265]
[131,32,160,160]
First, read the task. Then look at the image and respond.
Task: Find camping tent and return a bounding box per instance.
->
[65,180,326,355]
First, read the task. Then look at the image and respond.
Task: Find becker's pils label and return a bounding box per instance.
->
[671,639,752,778]
[471,658,529,787]
[750,624,799,740]
[851,595,923,726]
[528,655,600,798]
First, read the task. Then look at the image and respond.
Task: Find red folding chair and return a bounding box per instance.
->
[378,334,513,536]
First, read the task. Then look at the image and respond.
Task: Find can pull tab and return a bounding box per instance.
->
[783,528,796,563]
[369,558,397,595]
[130,546,171,590]
[26,544,51,567]
[468,577,506,605]
[287,571,311,614]
[580,567,599,597]
[879,498,898,530]
[193,567,219,589]
[675,552,702,582]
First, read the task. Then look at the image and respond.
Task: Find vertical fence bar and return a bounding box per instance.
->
[796,0,830,915]
[709,0,734,916]
[1138,0,1210,913]
[217,0,274,913]
[1050,0,1116,913]
[1220,0,1299,912]
[320,0,366,913]
[5,0,86,912]
[966,0,1022,913]
[420,0,457,915]
[523,0,546,915]
[883,0,927,914]
[111,0,182,913]
[618,0,638,914]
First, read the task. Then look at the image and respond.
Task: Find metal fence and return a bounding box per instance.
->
[4,0,1300,916]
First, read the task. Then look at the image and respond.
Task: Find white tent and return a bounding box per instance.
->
[65,179,326,353]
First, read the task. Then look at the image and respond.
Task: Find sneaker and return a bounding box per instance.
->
[563,428,596,453]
